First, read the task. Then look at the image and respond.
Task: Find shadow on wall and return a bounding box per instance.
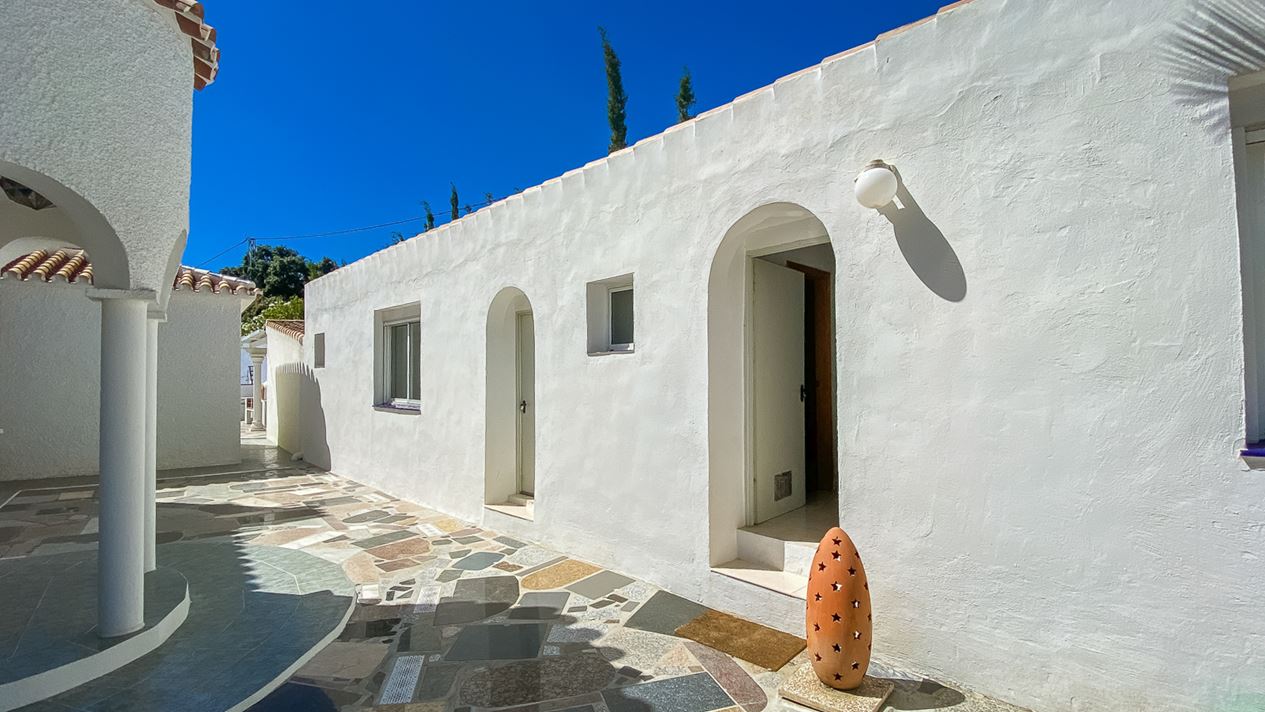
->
[878,172,967,303]
[276,362,329,470]
[1160,0,1265,135]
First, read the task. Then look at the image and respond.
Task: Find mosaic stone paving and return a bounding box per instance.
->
[0,438,1029,712]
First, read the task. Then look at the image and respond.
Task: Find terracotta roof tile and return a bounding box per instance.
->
[0,248,258,296]
[151,0,220,90]
[266,320,305,342]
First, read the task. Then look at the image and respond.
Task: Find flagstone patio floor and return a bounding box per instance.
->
[0,435,1027,712]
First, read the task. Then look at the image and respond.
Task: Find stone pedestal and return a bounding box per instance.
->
[779,664,894,712]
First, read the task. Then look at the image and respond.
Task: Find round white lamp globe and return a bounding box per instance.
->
[854,160,898,209]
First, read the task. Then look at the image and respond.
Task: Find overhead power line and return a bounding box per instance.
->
[192,193,505,269]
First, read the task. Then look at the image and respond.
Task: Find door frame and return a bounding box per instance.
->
[514,309,534,496]
[742,239,828,526]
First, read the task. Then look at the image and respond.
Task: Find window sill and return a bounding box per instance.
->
[373,403,420,415]
[588,347,635,357]
[1241,445,1265,469]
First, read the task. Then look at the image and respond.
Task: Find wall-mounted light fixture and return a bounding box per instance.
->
[853,160,899,209]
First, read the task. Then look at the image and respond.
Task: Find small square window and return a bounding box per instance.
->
[313,332,326,368]
[586,273,634,355]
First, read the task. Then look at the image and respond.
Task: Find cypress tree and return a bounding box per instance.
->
[676,66,696,123]
[422,201,435,231]
[450,184,460,220]
[600,27,628,153]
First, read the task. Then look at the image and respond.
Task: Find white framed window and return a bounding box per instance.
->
[586,273,635,355]
[383,319,420,407]
[607,285,634,350]
[374,302,421,411]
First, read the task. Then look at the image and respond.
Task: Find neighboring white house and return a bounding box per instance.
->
[0,247,256,480]
[263,319,305,454]
[295,1,1265,710]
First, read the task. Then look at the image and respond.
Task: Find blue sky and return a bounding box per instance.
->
[188,1,947,271]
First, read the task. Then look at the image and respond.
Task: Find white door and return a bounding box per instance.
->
[516,312,536,496]
[752,258,806,523]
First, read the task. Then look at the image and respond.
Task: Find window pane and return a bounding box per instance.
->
[408,321,421,400]
[610,289,634,345]
[390,323,409,399]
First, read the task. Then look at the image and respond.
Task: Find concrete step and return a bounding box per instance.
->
[713,558,808,599]
[736,527,818,578]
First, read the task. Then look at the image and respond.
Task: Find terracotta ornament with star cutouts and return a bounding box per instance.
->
[805,526,872,690]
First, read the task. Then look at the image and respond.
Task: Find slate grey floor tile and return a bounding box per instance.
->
[566,571,634,600]
[452,552,504,571]
[445,623,548,661]
[623,591,709,636]
[601,672,734,712]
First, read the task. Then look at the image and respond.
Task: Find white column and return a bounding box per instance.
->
[143,314,161,572]
[250,355,265,430]
[93,292,150,638]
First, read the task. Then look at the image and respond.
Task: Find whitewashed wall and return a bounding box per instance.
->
[303,1,1265,709]
[0,0,193,292]
[0,284,245,478]
[265,326,303,454]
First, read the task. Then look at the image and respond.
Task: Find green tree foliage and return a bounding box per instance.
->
[222,245,339,334]
[676,66,696,123]
[390,231,408,245]
[221,244,309,299]
[307,256,338,281]
[450,184,460,221]
[240,296,304,336]
[599,27,628,153]
[422,201,436,231]
[484,192,494,205]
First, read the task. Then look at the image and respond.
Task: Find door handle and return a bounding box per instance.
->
[520,400,528,413]
[800,385,806,402]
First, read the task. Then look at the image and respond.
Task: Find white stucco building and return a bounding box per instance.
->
[0,249,256,480]
[295,1,1265,709]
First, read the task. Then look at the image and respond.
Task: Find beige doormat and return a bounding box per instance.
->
[675,609,806,671]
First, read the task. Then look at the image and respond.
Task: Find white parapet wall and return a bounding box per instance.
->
[301,1,1265,710]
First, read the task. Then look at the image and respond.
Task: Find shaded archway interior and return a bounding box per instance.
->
[0,160,130,290]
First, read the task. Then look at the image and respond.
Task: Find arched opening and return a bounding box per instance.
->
[707,203,839,589]
[485,287,536,519]
[0,159,129,289]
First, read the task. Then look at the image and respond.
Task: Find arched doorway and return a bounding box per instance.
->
[485,287,536,518]
[707,203,838,586]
